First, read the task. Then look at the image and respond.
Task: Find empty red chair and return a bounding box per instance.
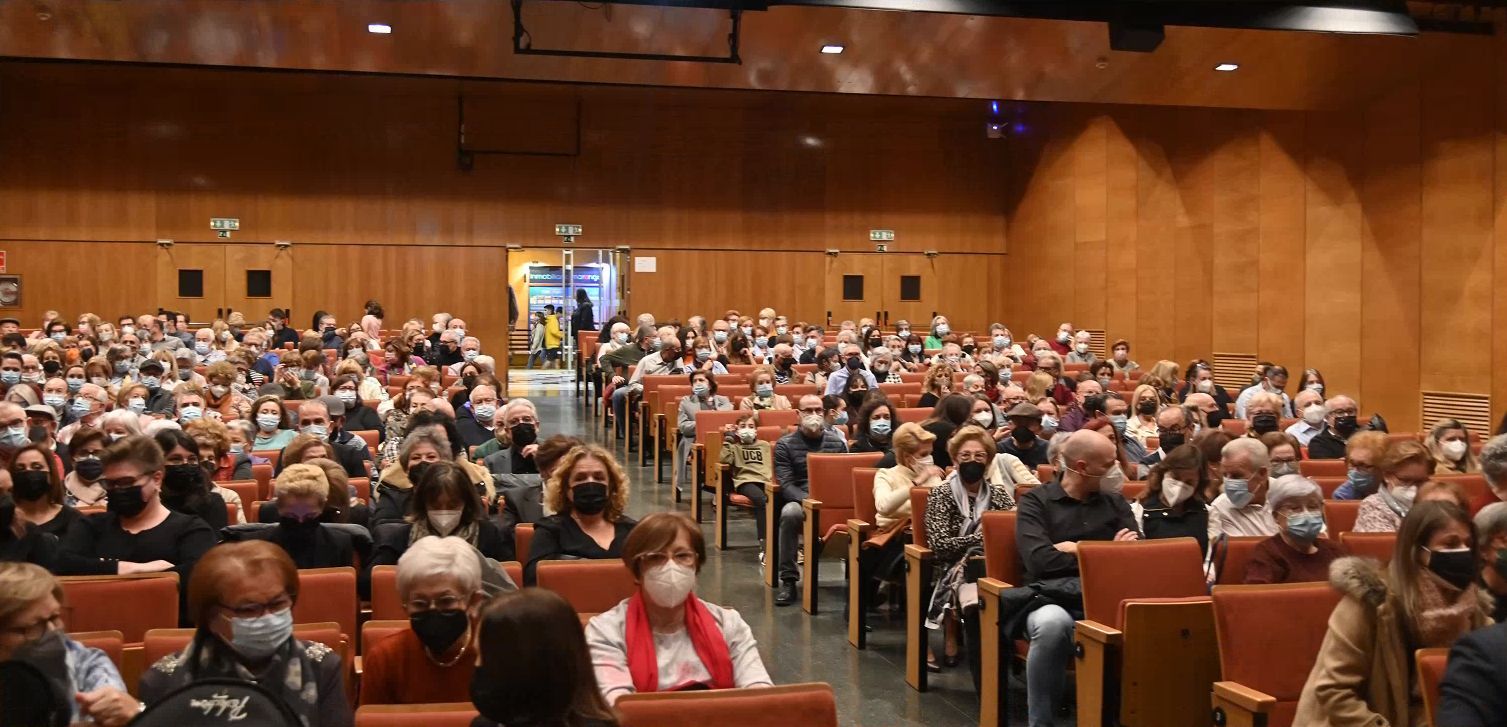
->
[1324,500,1362,534]
[904,487,933,691]
[1299,459,1348,478]
[978,510,1023,724]
[1340,531,1396,564]
[292,567,358,642]
[1416,648,1449,727]
[535,560,637,617]
[801,452,884,614]
[369,565,404,621]
[616,683,837,727]
[68,630,124,674]
[58,573,180,644]
[1212,536,1268,585]
[1211,582,1345,727]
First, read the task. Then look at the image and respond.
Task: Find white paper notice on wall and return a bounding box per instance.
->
[634,256,657,273]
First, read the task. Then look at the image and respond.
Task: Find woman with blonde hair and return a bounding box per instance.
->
[738,366,790,411]
[1295,501,1492,726]
[1124,384,1160,448]
[917,363,955,410]
[1355,440,1435,533]
[1425,418,1479,475]
[1142,359,1180,402]
[526,444,637,585]
[1023,370,1054,403]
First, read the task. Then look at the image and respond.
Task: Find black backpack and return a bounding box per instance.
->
[0,660,69,727]
[130,678,302,727]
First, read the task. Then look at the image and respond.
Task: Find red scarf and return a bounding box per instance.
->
[624,591,735,693]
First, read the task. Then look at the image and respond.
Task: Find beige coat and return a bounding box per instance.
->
[1294,557,1493,727]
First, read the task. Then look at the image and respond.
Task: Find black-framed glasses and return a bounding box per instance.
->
[218,595,293,620]
[405,594,467,613]
[99,473,156,491]
[2,614,63,641]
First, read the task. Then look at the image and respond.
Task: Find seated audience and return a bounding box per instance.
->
[1473,502,1507,623]
[874,423,942,531]
[369,461,507,583]
[676,370,731,487]
[1208,437,1277,541]
[139,541,352,727]
[1244,475,1344,584]
[719,412,772,559]
[455,383,500,449]
[361,536,483,705]
[1472,434,1507,515]
[184,417,252,482]
[1285,388,1327,446]
[1133,444,1210,553]
[1437,621,1507,727]
[250,394,297,451]
[772,396,848,606]
[471,588,619,727]
[495,434,578,562]
[998,401,1049,469]
[0,562,137,726]
[61,435,215,584]
[850,397,896,455]
[739,367,790,411]
[152,429,229,530]
[237,464,356,569]
[526,444,637,585]
[62,428,108,508]
[480,398,542,476]
[1332,430,1387,501]
[1295,501,1491,725]
[1014,430,1138,724]
[7,443,81,538]
[1259,431,1302,478]
[586,513,771,704]
[1306,395,1361,460]
[1355,440,1432,533]
[1426,417,1478,475]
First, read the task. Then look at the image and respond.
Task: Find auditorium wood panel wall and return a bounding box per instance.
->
[1000,31,1507,432]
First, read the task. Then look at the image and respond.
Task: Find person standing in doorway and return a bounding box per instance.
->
[544,305,564,370]
[527,312,547,370]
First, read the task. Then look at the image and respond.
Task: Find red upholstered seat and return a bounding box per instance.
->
[1212,582,1343,727]
[616,683,837,727]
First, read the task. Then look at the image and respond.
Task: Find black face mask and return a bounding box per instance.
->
[11,470,51,501]
[1333,414,1359,437]
[846,356,862,371]
[1425,548,1478,590]
[1158,432,1186,452]
[79,349,95,361]
[845,392,868,414]
[958,461,987,484]
[41,361,61,376]
[1011,425,1036,444]
[0,492,14,533]
[571,481,610,515]
[410,609,470,655]
[278,515,321,541]
[1206,409,1226,427]
[866,339,882,350]
[162,462,203,495]
[510,423,537,448]
[1251,413,1279,435]
[1136,401,1157,416]
[461,375,477,390]
[106,485,148,518]
[780,357,796,369]
[961,345,976,355]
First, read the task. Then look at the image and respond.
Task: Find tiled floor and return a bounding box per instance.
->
[519,381,1045,727]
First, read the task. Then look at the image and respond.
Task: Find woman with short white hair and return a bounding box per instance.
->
[361,536,484,705]
[1243,475,1343,584]
[98,409,141,441]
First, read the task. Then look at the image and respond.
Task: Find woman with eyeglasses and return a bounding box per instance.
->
[59,435,215,589]
[139,540,353,727]
[0,562,138,726]
[151,428,228,531]
[585,512,770,704]
[361,536,483,705]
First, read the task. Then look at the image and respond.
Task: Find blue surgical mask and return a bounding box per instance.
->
[138,375,160,389]
[474,404,496,422]
[228,608,294,660]
[0,426,29,448]
[935,324,950,335]
[869,418,892,436]
[113,361,131,374]
[1346,468,1375,495]
[194,342,211,355]
[993,335,1008,349]
[256,414,281,432]
[464,350,479,362]
[833,411,848,425]
[127,397,146,414]
[1223,477,1253,508]
[302,423,329,439]
[65,377,84,393]
[614,333,628,345]
[0,371,18,386]
[70,398,92,416]
[179,405,203,422]
[908,344,922,355]
[1286,511,1324,541]
[1108,414,1128,434]
[336,391,358,406]
[713,331,728,344]
[43,393,66,409]
[49,333,65,342]
[692,383,709,397]
[756,383,773,397]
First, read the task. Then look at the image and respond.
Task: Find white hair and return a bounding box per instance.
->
[1266,475,1322,512]
[1474,502,1507,544]
[396,535,482,599]
[100,410,142,435]
[1221,437,1270,470]
[472,355,495,373]
[142,419,181,436]
[1480,434,1507,487]
[501,398,536,422]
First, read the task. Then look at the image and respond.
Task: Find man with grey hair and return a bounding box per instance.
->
[1209,437,1276,541]
[455,384,499,449]
[1480,434,1507,507]
[1307,394,1361,460]
[446,337,482,376]
[1243,475,1342,585]
[1474,501,1507,623]
[482,398,541,477]
[1284,389,1327,446]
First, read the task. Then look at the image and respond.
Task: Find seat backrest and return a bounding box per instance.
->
[658,386,694,422]
[1121,481,1147,501]
[59,573,180,643]
[220,480,258,508]
[1212,583,1343,726]
[292,567,358,640]
[68,630,124,673]
[1214,536,1268,585]
[226,501,240,523]
[1221,419,1249,436]
[878,383,922,399]
[775,384,820,400]
[359,620,409,657]
[349,477,371,503]
[143,624,347,686]
[909,487,930,549]
[515,523,535,564]
[896,407,930,424]
[1077,538,1207,628]
[1435,474,1487,502]
[1324,500,1362,534]
[1416,647,1449,727]
[252,449,282,469]
[1299,459,1348,478]
[253,463,275,499]
[370,565,404,621]
[616,683,837,727]
[352,430,380,451]
[851,468,879,525]
[980,511,1021,584]
[806,453,885,521]
[535,560,637,616]
[248,500,269,523]
[1340,531,1396,564]
[1314,477,1346,498]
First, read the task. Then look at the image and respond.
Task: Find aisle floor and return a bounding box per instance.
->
[516,383,1048,726]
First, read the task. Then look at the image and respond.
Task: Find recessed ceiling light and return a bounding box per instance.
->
[820,44,844,55]
[368,23,392,34]
[1214,62,1239,72]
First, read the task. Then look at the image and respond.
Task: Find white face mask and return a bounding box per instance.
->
[1302,404,1326,426]
[1160,476,1193,507]
[1390,484,1417,506]
[915,455,935,469]
[642,561,697,608]
[428,509,463,534]
[1098,463,1126,495]
[736,427,757,444]
[1441,440,1468,461]
[972,412,995,428]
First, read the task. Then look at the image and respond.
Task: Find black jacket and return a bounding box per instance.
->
[493,475,545,562]
[343,404,383,443]
[229,523,361,570]
[1138,494,1210,554]
[454,412,495,450]
[771,429,849,504]
[572,302,595,334]
[1306,429,1351,460]
[1437,622,1507,727]
[363,520,509,597]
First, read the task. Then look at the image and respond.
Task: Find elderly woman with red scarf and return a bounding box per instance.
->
[584,512,771,704]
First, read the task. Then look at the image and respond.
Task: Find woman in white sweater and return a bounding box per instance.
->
[873,423,944,530]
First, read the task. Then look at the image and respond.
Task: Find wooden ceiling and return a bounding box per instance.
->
[0,1,1492,110]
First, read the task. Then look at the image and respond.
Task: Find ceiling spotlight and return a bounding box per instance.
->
[1214,62,1239,72]
[820,44,844,54]
[367,23,392,34]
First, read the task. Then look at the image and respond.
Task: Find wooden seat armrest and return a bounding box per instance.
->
[1211,681,1276,714]
[1074,619,1123,646]
[903,544,933,562]
[802,498,823,515]
[978,576,1015,596]
[846,518,872,539]
[766,482,781,496]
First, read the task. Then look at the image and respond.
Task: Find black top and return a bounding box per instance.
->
[916,393,940,410]
[255,501,371,532]
[162,491,228,531]
[454,414,495,450]
[237,523,357,570]
[494,477,545,563]
[1437,621,1507,727]
[60,510,217,578]
[1015,480,1137,581]
[1138,493,1209,554]
[771,430,849,503]
[364,520,509,598]
[998,435,1050,469]
[1306,429,1350,460]
[0,524,62,572]
[572,302,596,334]
[33,505,83,539]
[344,405,384,443]
[524,514,638,586]
[271,326,300,349]
[922,420,958,469]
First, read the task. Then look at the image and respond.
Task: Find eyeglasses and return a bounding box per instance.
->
[2,614,62,641]
[99,474,155,491]
[636,551,699,570]
[405,594,468,613]
[218,595,293,620]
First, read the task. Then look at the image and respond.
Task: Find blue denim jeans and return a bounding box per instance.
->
[1024,604,1074,727]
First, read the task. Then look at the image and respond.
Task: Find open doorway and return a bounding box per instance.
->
[505,247,626,390]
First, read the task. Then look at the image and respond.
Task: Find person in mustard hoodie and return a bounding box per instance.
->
[1294,500,1494,726]
[543,304,564,369]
